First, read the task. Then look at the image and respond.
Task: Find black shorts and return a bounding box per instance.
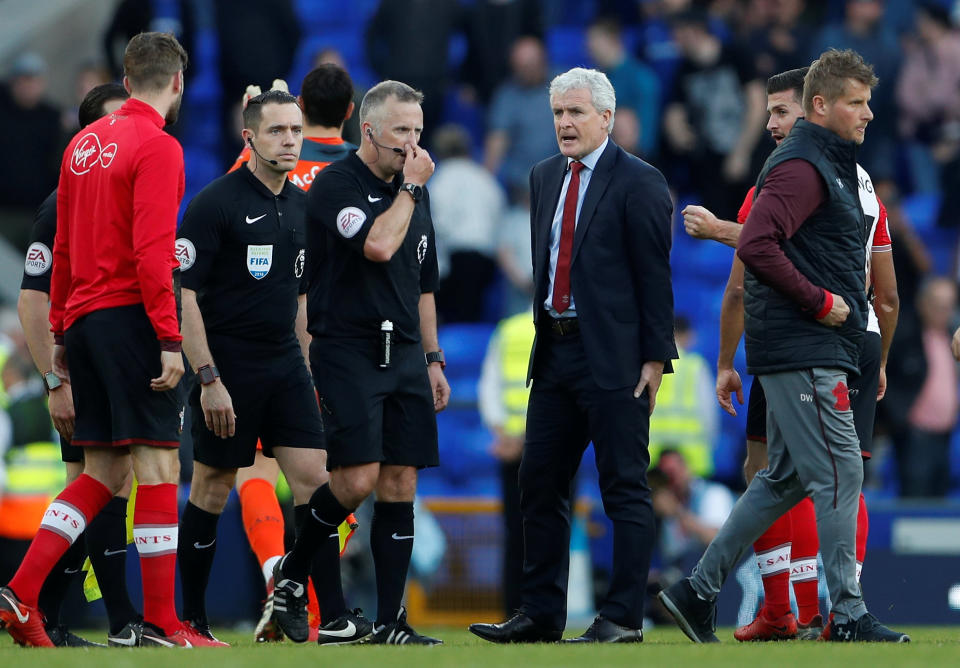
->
[746,375,767,443]
[60,436,83,463]
[191,337,323,469]
[65,304,182,448]
[850,331,881,458]
[311,337,439,470]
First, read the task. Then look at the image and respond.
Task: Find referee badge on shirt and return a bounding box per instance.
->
[247,244,273,279]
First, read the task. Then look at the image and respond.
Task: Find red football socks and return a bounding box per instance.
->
[753,511,792,617]
[134,483,180,635]
[8,474,112,606]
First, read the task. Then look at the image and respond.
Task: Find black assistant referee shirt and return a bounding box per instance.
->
[305,152,439,343]
[177,167,307,344]
[20,189,57,293]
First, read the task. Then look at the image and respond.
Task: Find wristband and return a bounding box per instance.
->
[196,364,220,385]
[425,350,445,369]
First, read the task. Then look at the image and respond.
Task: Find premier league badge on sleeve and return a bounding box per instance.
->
[417,234,428,265]
[294,248,305,278]
[247,244,273,280]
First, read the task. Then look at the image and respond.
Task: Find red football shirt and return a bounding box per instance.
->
[51,98,184,345]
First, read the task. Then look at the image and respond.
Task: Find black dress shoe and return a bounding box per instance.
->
[469,613,562,643]
[563,616,642,643]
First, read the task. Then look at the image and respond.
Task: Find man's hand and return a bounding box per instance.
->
[200,380,236,439]
[48,383,75,441]
[634,360,665,414]
[682,205,721,241]
[716,367,744,416]
[51,344,69,383]
[652,488,682,519]
[952,326,960,361]
[428,364,450,413]
[150,350,184,391]
[722,150,750,182]
[402,143,435,186]
[491,433,524,463]
[877,364,887,401]
[816,292,850,327]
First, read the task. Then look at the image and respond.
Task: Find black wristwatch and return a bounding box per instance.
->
[43,371,62,393]
[425,350,445,369]
[399,182,423,202]
[196,364,220,385]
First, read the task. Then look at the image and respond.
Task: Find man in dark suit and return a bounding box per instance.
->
[470,67,676,644]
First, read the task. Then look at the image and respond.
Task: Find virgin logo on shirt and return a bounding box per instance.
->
[70,132,119,175]
[832,381,851,411]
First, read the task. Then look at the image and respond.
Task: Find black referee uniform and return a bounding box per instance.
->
[177,167,323,468]
[305,152,439,470]
[19,191,81,463]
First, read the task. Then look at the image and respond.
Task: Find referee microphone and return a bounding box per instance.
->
[366,128,404,155]
[247,137,278,165]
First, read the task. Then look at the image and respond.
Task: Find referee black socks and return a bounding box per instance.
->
[85,495,138,635]
[177,501,221,625]
[294,502,347,622]
[38,530,88,628]
[286,483,350,583]
[371,500,414,627]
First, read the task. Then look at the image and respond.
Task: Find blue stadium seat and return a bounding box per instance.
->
[901,192,942,231]
[546,26,590,71]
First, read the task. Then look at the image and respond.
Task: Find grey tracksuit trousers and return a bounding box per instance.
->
[690,367,867,622]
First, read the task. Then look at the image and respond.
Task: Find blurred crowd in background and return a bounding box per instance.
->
[2,2,960,596]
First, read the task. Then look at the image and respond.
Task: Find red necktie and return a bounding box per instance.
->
[552,160,584,314]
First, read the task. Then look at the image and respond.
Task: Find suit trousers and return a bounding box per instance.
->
[519,328,655,630]
[690,367,867,622]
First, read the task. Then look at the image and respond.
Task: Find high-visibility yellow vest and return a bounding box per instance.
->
[0,441,66,539]
[649,350,713,477]
[498,313,536,438]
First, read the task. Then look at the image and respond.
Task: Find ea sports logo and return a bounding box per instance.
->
[175,238,196,270]
[24,242,52,276]
[71,132,118,175]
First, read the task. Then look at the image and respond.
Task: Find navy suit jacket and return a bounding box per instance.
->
[527,139,677,390]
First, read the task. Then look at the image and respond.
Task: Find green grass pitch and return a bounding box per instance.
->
[2,626,958,667]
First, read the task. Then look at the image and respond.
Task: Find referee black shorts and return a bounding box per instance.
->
[191,337,323,469]
[311,337,439,471]
[65,304,182,449]
[745,374,767,444]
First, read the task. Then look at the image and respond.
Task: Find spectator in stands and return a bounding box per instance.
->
[61,63,111,134]
[896,2,960,194]
[586,17,661,160]
[648,316,717,479]
[0,53,62,251]
[663,9,765,218]
[745,0,814,79]
[649,449,734,575]
[484,36,558,202]
[477,311,537,616]
[214,0,300,166]
[103,0,195,84]
[365,0,462,148]
[460,0,544,107]
[496,189,534,317]
[807,0,900,183]
[900,277,958,498]
[430,124,505,323]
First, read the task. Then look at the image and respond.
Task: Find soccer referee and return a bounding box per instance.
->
[271,80,449,646]
[175,90,328,644]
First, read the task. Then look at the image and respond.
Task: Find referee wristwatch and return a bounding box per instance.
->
[425,350,445,369]
[43,371,62,393]
[196,364,220,385]
[399,182,423,202]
